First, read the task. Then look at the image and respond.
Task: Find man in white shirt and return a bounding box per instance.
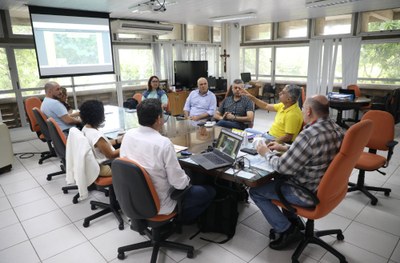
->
[40,81,81,135]
[120,98,215,222]
[183,77,217,121]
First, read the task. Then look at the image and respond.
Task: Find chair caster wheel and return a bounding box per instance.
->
[117,252,125,260]
[187,249,194,258]
[63,189,68,194]
[119,224,124,230]
[371,199,377,206]
[91,204,97,210]
[72,197,79,204]
[83,221,89,228]
[39,160,43,165]
[384,190,390,196]
[46,176,51,181]
[337,233,344,240]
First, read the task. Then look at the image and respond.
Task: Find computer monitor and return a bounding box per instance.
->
[207,77,216,89]
[241,72,251,83]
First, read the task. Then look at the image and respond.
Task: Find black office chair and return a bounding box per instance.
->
[32,108,63,180]
[261,83,276,104]
[112,157,194,262]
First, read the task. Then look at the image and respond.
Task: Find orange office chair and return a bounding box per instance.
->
[272,119,373,263]
[111,158,194,262]
[132,93,142,104]
[348,110,398,205]
[24,97,53,164]
[345,84,371,123]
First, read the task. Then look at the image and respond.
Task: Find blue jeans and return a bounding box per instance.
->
[181,185,216,223]
[244,128,276,141]
[216,119,246,130]
[249,180,309,233]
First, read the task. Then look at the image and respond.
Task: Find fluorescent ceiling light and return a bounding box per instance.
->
[210,12,257,23]
[306,0,362,8]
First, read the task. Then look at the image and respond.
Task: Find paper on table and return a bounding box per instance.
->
[174,144,188,153]
[225,168,256,179]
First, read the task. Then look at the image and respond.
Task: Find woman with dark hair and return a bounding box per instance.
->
[80,100,122,176]
[142,75,168,109]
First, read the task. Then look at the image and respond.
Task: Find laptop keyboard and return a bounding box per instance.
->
[204,154,226,164]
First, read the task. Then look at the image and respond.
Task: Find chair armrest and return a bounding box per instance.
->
[385,140,398,167]
[274,174,319,213]
[101,159,114,166]
[170,184,192,201]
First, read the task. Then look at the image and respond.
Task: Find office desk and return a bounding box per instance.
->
[100,105,274,187]
[329,97,371,128]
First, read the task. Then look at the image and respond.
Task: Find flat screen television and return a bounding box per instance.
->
[174,61,208,90]
[28,6,114,78]
[241,72,251,83]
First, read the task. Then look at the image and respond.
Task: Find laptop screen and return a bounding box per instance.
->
[215,129,242,159]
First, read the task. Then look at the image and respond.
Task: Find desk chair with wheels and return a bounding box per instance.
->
[24,97,53,164]
[343,84,371,124]
[272,119,373,263]
[32,108,63,180]
[261,84,276,104]
[111,157,194,262]
[66,128,123,230]
[348,110,398,205]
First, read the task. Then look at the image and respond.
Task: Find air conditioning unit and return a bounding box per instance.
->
[111,20,174,35]
[306,0,361,8]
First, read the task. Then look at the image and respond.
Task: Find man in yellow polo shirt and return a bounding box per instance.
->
[240,84,303,143]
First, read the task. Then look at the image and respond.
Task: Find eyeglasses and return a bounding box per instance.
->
[151,80,159,83]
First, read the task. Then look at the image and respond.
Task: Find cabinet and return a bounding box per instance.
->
[167,91,189,116]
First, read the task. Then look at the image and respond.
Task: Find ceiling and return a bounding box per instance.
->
[1,0,400,26]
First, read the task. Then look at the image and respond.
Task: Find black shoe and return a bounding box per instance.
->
[269,225,302,250]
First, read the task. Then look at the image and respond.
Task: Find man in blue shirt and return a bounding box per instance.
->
[41,81,81,135]
[183,78,217,121]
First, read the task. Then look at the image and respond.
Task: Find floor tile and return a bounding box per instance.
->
[0,196,11,212]
[0,240,41,263]
[30,224,86,260]
[181,243,245,263]
[8,187,49,207]
[43,241,106,263]
[14,197,58,221]
[0,208,19,229]
[22,209,71,238]
[391,241,400,263]
[0,223,28,250]
[1,177,40,195]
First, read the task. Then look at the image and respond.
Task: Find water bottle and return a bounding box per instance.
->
[242,131,249,149]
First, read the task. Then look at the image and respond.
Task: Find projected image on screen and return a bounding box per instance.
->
[29,6,114,78]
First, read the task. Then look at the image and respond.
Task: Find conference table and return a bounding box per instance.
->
[100,105,275,187]
[329,97,371,128]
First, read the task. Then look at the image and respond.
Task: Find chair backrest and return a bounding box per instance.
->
[32,107,52,142]
[133,93,142,103]
[347,84,361,97]
[24,97,42,133]
[47,117,67,160]
[112,158,160,219]
[313,119,373,218]
[361,110,394,151]
[262,84,275,95]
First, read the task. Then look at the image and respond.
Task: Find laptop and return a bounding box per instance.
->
[339,89,355,101]
[191,129,243,170]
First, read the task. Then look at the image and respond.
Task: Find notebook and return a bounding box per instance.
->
[191,129,243,170]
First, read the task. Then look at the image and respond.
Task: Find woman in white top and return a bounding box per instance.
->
[79,100,122,176]
[142,76,168,109]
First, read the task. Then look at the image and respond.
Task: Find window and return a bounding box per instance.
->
[275,46,309,81]
[278,19,308,39]
[258,48,272,80]
[0,48,13,98]
[213,26,221,43]
[315,14,352,36]
[358,42,400,85]
[158,24,183,41]
[361,8,400,33]
[9,9,32,35]
[240,48,256,75]
[186,25,210,42]
[243,23,272,42]
[117,47,153,84]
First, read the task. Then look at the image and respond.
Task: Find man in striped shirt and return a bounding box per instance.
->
[250,95,344,250]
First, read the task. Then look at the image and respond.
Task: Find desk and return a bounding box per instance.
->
[329,97,371,128]
[100,105,273,187]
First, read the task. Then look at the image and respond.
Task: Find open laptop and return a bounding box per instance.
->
[191,129,243,170]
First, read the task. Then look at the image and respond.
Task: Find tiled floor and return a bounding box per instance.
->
[1,109,400,263]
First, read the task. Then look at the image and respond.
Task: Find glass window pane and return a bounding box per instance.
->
[361,8,400,33]
[213,26,221,43]
[315,14,352,36]
[73,74,115,85]
[258,48,272,77]
[0,48,12,92]
[244,24,272,42]
[118,48,153,82]
[334,45,342,83]
[9,9,32,35]
[358,42,400,85]
[158,24,182,40]
[241,48,256,74]
[116,33,152,41]
[275,46,309,81]
[278,19,308,38]
[186,25,210,42]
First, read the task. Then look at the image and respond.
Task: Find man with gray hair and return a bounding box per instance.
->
[214,79,254,130]
[250,95,344,250]
[241,84,303,143]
